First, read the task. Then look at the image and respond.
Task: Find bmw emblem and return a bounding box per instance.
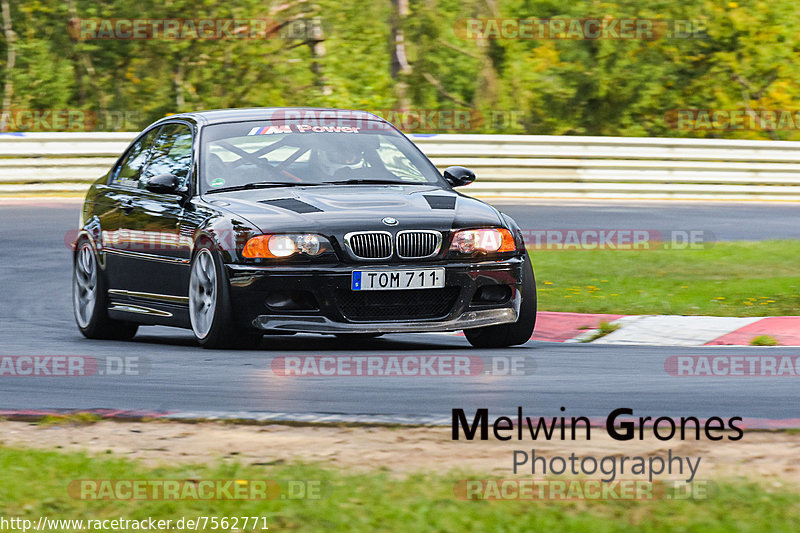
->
[382,217,399,226]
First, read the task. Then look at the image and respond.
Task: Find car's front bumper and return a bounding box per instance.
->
[251,307,517,334]
[225,256,524,334]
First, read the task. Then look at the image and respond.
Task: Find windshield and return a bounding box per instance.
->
[200,120,445,193]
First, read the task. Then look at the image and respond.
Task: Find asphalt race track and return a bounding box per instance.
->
[495,200,800,242]
[1,202,799,424]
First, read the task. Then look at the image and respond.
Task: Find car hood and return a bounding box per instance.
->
[201,184,504,235]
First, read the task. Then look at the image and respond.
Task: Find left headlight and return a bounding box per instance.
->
[243,234,331,258]
[450,228,516,254]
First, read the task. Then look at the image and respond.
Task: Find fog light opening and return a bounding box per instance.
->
[472,285,512,304]
[265,291,319,311]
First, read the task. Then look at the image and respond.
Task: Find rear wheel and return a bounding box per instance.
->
[73,239,138,340]
[464,254,536,348]
[189,245,262,349]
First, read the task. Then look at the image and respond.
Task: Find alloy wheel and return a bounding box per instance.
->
[73,242,98,328]
[189,249,217,339]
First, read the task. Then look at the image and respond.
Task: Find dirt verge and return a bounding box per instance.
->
[1,420,798,488]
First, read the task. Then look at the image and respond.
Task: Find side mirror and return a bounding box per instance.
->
[443,166,476,187]
[145,173,181,195]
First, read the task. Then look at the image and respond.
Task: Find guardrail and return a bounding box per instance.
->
[2,132,800,200]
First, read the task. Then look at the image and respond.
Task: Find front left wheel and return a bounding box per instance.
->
[463,253,537,348]
[73,239,138,340]
[189,245,262,349]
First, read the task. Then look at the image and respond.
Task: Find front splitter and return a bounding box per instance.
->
[252,308,517,334]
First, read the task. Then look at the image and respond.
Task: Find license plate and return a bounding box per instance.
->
[351,268,445,291]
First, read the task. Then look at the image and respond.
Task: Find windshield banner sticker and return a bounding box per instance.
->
[247,124,362,135]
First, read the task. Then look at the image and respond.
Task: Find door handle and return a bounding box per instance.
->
[121,199,134,214]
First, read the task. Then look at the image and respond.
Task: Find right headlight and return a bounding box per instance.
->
[449,228,516,254]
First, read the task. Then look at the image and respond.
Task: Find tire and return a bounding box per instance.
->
[464,253,537,348]
[189,245,262,349]
[73,239,138,340]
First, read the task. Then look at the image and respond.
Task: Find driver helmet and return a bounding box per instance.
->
[317,142,365,176]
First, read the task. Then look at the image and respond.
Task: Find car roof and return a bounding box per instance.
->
[156,107,389,127]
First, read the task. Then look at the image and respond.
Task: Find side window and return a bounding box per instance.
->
[110,128,159,187]
[140,123,193,189]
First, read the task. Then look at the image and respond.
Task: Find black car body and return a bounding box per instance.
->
[73,108,536,348]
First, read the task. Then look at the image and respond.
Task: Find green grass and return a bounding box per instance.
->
[531,240,800,316]
[36,413,103,427]
[751,335,780,346]
[1,446,799,532]
[580,321,621,342]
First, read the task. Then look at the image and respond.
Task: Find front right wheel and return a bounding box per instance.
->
[463,253,537,348]
[189,245,262,349]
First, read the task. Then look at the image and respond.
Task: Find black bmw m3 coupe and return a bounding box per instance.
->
[73,108,536,348]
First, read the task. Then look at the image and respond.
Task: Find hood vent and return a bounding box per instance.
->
[259,198,323,214]
[424,195,456,210]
